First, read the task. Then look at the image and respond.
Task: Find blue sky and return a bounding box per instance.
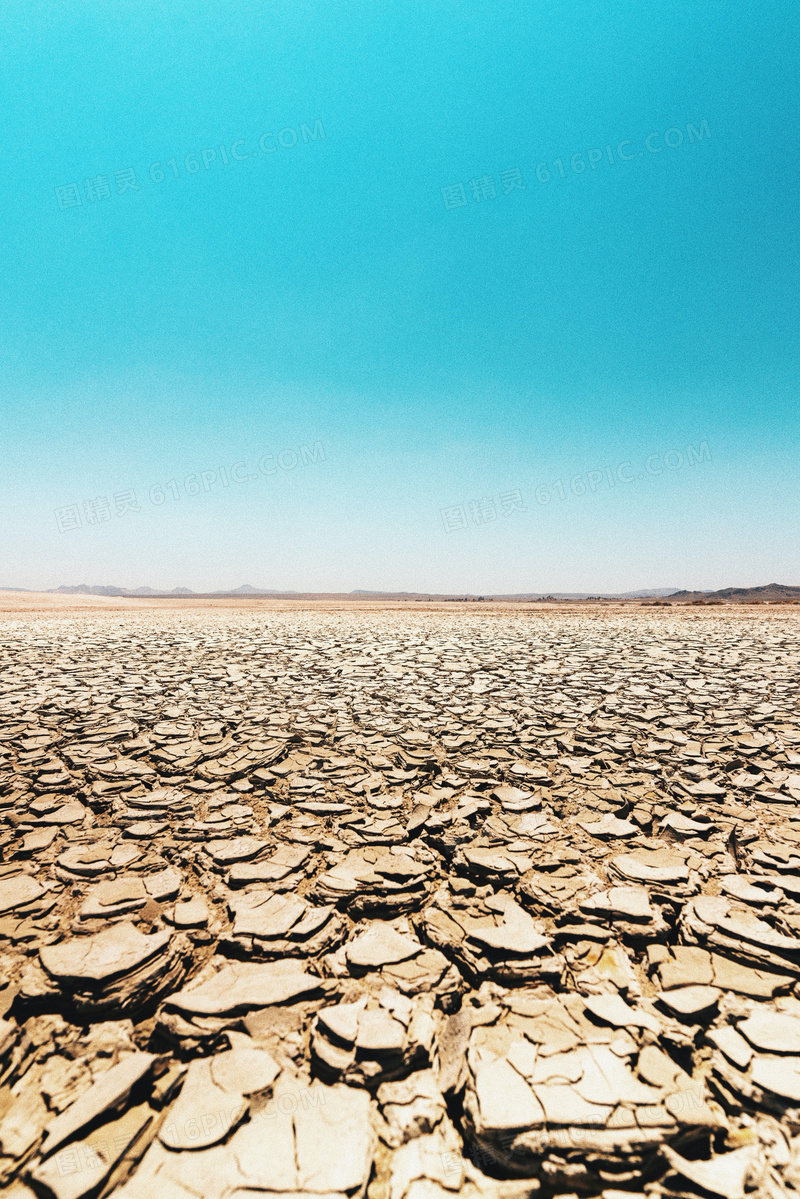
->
[1,0,798,593]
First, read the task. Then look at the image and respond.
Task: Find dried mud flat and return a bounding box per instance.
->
[1,604,800,1199]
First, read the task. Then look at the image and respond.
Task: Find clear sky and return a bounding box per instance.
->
[1,0,798,594]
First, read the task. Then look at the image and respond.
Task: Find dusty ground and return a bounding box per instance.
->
[0,592,632,613]
[1,604,799,1199]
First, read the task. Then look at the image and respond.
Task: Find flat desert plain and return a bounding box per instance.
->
[1,597,799,1198]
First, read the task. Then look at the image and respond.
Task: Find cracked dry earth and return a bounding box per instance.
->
[1,607,800,1199]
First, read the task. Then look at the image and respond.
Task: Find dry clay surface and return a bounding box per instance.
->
[1,606,800,1199]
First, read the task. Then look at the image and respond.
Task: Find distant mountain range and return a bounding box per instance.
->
[46,584,294,597]
[0,581,787,602]
[46,584,681,599]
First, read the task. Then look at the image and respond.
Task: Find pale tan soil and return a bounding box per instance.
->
[1,604,799,1197]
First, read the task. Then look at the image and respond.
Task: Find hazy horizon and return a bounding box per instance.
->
[4,581,797,599]
[4,583,686,594]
